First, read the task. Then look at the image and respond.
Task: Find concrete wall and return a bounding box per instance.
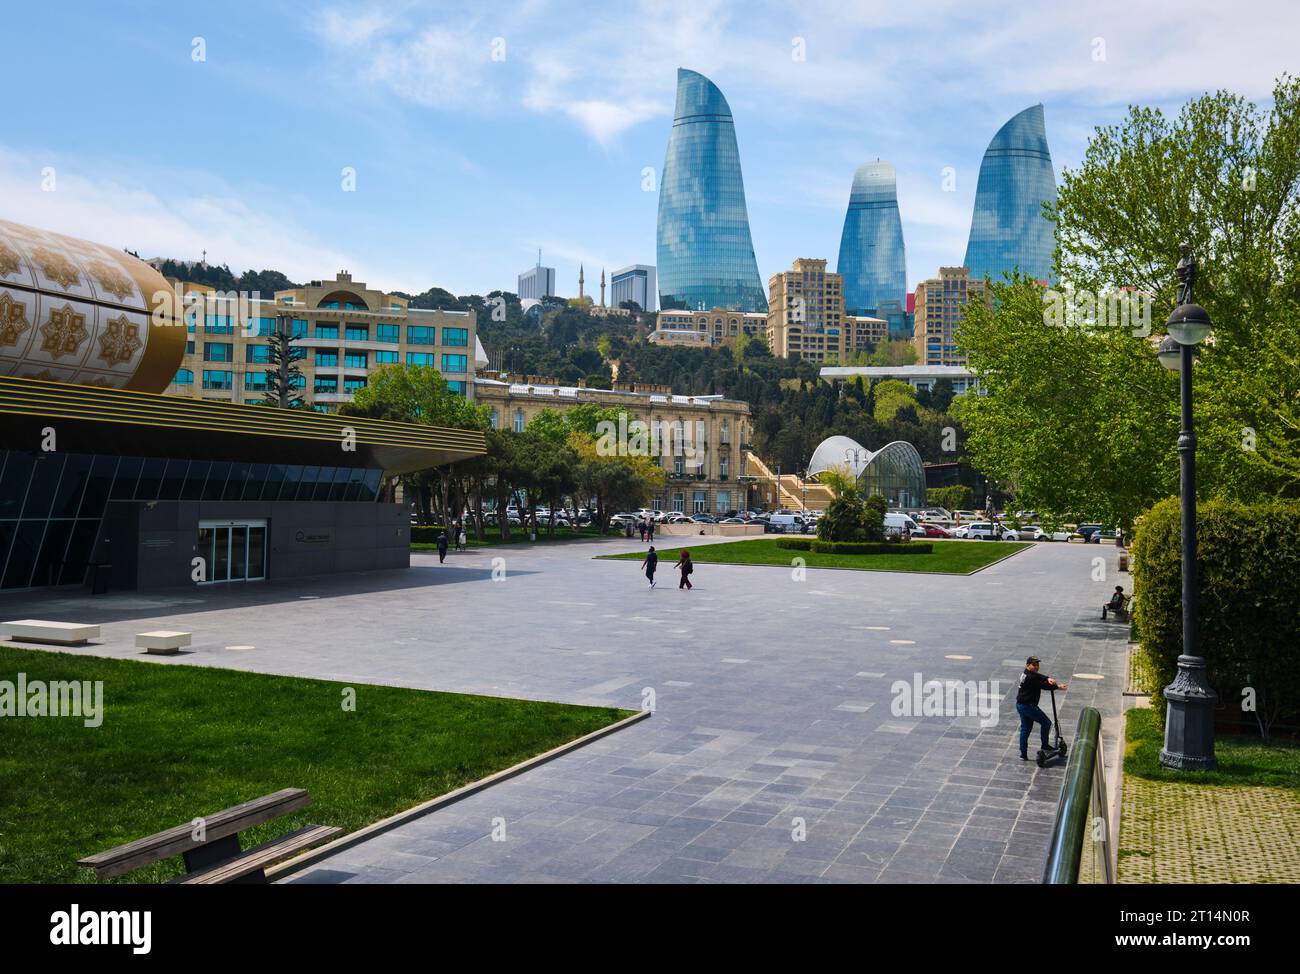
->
[655,523,764,538]
[99,500,410,590]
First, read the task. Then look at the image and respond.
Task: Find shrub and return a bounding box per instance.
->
[810,541,933,555]
[862,494,888,542]
[1131,496,1300,739]
[776,538,813,551]
[410,525,447,543]
[817,494,866,542]
[928,485,974,512]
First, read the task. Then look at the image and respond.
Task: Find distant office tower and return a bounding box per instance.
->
[837,160,907,316]
[873,298,915,342]
[911,267,990,367]
[656,68,767,313]
[964,104,1057,286]
[518,263,556,300]
[610,265,657,312]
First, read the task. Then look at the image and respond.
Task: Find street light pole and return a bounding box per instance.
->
[1159,243,1217,771]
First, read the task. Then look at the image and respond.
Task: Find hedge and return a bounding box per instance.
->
[410,525,447,543]
[810,541,933,555]
[775,538,813,551]
[1131,496,1300,738]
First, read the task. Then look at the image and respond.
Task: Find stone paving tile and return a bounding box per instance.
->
[10,534,1129,883]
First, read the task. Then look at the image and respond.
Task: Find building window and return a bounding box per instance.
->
[671,493,684,513]
[407,325,437,345]
[674,455,684,476]
[720,456,729,479]
[344,377,367,392]
[345,324,369,341]
[489,409,499,429]
[315,323,339,340]
[244,371,268,392]
[440,354,468,374]
[513,409,525,433]
[202,370,233,390]
[377,323,399,343]
[185,340,195,354]
[716,491,730,512]
[204,342,233,362]
[447,380,465,395]
[316,351,339,368]
[252,317,275,337]
[375,350,398,364]
[174,368,194,385]
[315,375,339,394]
[205,315,233,335]
[247,346,271,364]
[344,352,367,369]
[406,352,436,367]
[693,491,707,513]
[442,327,469,347]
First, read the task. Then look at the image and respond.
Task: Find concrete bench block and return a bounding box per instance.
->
[135,630,192,655]
[4,619,101,645]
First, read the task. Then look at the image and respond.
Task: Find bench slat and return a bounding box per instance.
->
[169,825,342,885]
[78,788,311,879]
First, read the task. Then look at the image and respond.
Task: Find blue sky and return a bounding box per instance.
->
[3,0,1296,300]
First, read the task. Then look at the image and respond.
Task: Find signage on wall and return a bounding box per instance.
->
[294,530,331,545]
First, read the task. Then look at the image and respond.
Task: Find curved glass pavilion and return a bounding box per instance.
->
[656,68,767,313]
[806,435,926,509]
[963,104,1057,286]
[836,161,907,315]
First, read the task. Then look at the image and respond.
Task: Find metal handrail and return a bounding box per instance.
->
[1042,706,1114,883]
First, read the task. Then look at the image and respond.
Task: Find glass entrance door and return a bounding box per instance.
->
[197,520,267,584]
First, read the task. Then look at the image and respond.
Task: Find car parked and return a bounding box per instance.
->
[920,523,952,539]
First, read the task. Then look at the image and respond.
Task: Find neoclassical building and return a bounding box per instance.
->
[475,373,754,514]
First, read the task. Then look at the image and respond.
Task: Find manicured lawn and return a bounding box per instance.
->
[1123,707,1300,791]
[598,537,1029,575]
[0,645,631,883]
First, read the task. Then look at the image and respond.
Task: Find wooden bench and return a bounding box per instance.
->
[3,619,100,645]
[135,630,192,655]
[1102,594,1132,622]
[78,788,341,884]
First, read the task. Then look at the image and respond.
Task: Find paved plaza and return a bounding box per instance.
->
[5,536,1130,883]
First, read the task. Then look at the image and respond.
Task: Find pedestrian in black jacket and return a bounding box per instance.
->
[641,546,658,589]
[1016,656,1068,760]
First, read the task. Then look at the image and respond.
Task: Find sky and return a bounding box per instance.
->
[3,0,1297,300]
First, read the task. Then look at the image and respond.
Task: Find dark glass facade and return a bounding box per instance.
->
[656,68,767,313]
[837,161,907,316]
[0,450,382,590]
[964,104,1057,286]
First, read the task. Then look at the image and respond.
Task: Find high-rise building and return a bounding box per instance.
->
[911,266,990,367]
[873,298,915,342]
[964,104,1057,286]
[656,68,767,313]
[610,265,657,312]
[517,262,555,300]
[765,258,886,363]
[837,160,907,316]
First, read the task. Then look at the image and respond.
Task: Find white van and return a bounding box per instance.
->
[768,513,808,534]
[883,512,921,538]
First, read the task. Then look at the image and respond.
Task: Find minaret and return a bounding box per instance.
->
[579,264,585,300]
[600,268,606,308]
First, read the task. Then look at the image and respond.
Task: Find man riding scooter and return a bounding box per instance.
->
[1016,656,1068,761]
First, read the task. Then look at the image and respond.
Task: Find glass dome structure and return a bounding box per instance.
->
[806,435,926,509]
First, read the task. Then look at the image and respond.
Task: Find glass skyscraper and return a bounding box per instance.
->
[836,160,906,315]
[963,104,1057,286]
[656,69,767,313]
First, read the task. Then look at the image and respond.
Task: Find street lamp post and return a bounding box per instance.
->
[1158,243,1217,771]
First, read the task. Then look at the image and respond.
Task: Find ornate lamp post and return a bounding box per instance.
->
[1158,244,1217,771]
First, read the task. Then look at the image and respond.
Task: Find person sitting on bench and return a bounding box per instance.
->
[1102,585,1126,620]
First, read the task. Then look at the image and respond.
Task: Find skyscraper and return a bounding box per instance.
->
[836,160,906,316]
[963,104,1057,286]
[656,68,767,313]
[610,265,657,312]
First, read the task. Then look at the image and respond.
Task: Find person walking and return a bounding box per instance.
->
[647,518,655,542]
[1016,656,1067,761]
[672,548,693,590]
[641,545,658,589]
[638,519,647,543]
[458,523,468,552]
[436,529,449,564]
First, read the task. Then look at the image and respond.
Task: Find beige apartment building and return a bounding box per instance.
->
[164,271,485,409]
[911,266,990,366]
[765,258,886,362]
[650,308,767,346]
[474,373,755,514]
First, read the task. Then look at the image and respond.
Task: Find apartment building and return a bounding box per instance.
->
[911,266,990,366]
[765,258,886,363]
[165,272,485,409]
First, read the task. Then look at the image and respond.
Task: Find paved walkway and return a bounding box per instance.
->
[4,536,1130,883]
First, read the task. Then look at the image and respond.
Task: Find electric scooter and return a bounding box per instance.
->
[1035,688,1068,767]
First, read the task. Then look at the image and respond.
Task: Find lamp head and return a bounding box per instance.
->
[1157,334,1183,371]
[1165,302,1212,346]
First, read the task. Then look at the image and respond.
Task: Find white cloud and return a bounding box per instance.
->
[0,147,352,283]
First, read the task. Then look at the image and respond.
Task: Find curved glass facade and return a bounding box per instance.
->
[837,161,906,315]
[807,435,926,509]
[656,69,767,312]
[963,104,1057,286]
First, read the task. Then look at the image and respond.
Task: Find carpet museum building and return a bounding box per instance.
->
[0,219,484,593]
